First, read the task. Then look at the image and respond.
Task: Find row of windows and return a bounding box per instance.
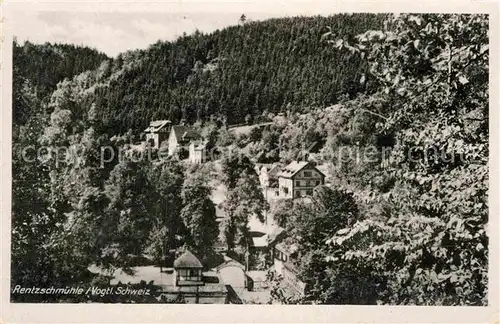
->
[177,268,202,281]
[295,180,321,187]
[274,248,288,262]
[282,187,314,197]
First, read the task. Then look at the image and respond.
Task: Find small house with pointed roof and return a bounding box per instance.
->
[168,125,202,157]
[277,161,325,199]
[169,249,229,303]
[173,250,204,287]
[144,120,171,149]
[91,249,228,303]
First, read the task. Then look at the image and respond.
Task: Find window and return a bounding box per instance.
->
[178,268,201,281]
[275,190,279,196]
[304,171,312,177]
[295,180,301,187]
[282,254,288,262]
[306,180,311,187]
[145,135,156,147]
[306,190,313,196]
[315,180,320,186]
[295,191,301,198]
[275,249,283,261]
[283,187,289,194]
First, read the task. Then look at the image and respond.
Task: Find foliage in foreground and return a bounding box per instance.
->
[11,13,488,305]
[321,13,488,305]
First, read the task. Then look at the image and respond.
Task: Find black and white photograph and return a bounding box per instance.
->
[2,0,498,319]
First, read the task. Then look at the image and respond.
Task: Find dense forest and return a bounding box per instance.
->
[11,13,488,305]
[13,41,109,125]
[266,13,488,305]
[13,14,385,133]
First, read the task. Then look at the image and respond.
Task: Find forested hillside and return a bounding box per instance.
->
[266,14,489,305]
[13,40,109,125]
[24,14,383,134]
[11,13,488,305]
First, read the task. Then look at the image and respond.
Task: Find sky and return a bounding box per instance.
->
[7,0,470,57]
[11,10,279,57]
[7,1,345,57]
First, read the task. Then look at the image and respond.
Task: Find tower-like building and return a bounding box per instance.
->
[173,250,204,287]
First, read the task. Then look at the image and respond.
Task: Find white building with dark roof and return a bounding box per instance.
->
[168,125,202,157]
[144,120,171,149]
[173,250,204,286]
[277,161,325,199]
[91,249,228,304]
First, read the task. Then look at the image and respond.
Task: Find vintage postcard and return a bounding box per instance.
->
[1,0,498,323]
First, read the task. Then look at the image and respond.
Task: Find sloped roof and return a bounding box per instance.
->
[144,120,170,133]
[174,250,203,268]
[255,163,282,177]
[268,163,282,177]
[275,241,301,274]
[172,125,201,142]
[276,161,308,178]
[276,241,299,257]
[277,161,325,179]
[275,242,290,254]
[252,234,269,248]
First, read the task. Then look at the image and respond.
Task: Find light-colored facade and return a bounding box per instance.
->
[188,141,207,164]
[144,120,171,149]
[168,125,201,157]
[102,250,228,304]
[168,128,180,156]
[273,243,307,297]
[277,161,325,199]
[216,260,246,289]
[258,166,270,187]
[167,250,228,304]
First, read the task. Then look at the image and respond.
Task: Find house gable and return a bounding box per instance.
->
[168,127,178,145]
[277,161,325,199]
[145,120,171,148]
[144,120,171,133]
[277,161,325,180]
[293,164,325,180]
[172,125,201,143]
